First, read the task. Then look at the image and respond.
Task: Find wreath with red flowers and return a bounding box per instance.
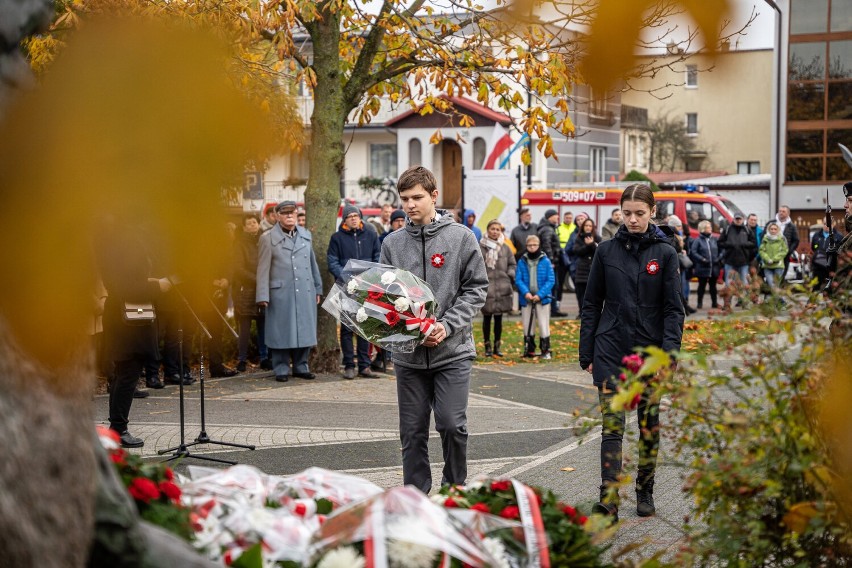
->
[439,478,609,567]
[97,426,194,541]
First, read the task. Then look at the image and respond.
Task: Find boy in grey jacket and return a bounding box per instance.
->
[380,166,488,494]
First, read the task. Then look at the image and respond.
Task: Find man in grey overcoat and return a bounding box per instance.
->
[256,201,323,382]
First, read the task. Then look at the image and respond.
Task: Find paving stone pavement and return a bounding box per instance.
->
[92,354,740,562]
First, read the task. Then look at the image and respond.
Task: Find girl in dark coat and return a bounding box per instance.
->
[689,220,720,309]
[572,217,601,313]
[579,184,685,522]
[479,220,516,357]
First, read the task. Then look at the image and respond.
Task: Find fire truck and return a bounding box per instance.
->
[521,185,746,238]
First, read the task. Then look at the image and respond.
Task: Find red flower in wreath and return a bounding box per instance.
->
[499,505,520,519]
[128,477,161,503]
[490,480,511,492]
[470,502,491,514]
[431,253,445,268]
[367,285,384,300]
[158,481,182,503]
[646,260,660,275]
[386,311,401,326]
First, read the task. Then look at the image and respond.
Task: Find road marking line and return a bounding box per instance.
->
[498,428,602,479]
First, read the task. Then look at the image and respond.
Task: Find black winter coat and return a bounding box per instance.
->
[233,230,262,316]
[327,222,381,282]
[689,234,720,278]
[579,224,685,390]
[572,231,601,285]
[718,224,756,267]
[537,218,562,266]
[95,223,161,362]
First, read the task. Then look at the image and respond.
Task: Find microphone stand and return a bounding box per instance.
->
[158,283,254,465]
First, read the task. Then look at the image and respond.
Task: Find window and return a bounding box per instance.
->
[589,147,606,183]
[626,135,636,167]
[791,0,828,34]
[784,6,852,183]
[472,137,486,169]
[686,65,698,88]
[408,138,422,167]
[686,113,698,136]
[686,202,714,231]
[831,0,852,31]
[370,144,397,178]
[656,200,675,220]
[737,161,760,174]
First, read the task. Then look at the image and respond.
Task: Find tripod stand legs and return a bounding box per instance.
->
[158,321,255,465]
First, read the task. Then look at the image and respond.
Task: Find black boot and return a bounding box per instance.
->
[636,489,656,517]
[484,341,493,357]
[592,486,619,523]
[523,336,536,358]
[540,336,552,360]
[493,340,503,357]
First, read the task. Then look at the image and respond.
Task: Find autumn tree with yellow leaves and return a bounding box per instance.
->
[25,0,746,370]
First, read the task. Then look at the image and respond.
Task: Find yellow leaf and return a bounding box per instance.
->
[560,467,576,472]
[782,502,819,534]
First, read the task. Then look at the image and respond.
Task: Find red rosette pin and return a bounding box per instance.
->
[431,253,445,268]
[646,260,660,275]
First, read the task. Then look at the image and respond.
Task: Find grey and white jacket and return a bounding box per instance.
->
[380,211,488,369]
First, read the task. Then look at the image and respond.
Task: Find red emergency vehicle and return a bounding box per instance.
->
[521,186,746,238]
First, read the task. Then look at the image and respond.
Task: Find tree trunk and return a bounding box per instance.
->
[306,10,346,373]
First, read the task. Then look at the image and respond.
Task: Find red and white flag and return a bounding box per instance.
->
[481,124,513,169]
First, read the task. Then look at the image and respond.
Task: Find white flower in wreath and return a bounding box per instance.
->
[482,537,512,568]
[387,538,438,568]
[381,271,397,285]
[346,279,358,294]
[387,517,439,568]
[317,546,365,568]
[393,297,410,313]
[356,308,368,323]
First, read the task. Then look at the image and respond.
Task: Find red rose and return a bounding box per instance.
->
[293,502,307,516]
[110,449,127,465]
[444,497,459,508]
[367,286,384,300]
[578,515,589,525]
[163,467,175,482]
[499,505,520,519]
[490,480,511,492]
[618,373,627,382]
[621,354,644,374]
[386,311,401,326]
[562,505,577,517]
[470,502,491,514]
[158,481,182,503]
[128,477,160,503]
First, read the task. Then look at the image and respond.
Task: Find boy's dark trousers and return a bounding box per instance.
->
[395,358,472,494]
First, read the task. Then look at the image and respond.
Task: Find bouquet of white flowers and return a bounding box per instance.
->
[322,260,438,353]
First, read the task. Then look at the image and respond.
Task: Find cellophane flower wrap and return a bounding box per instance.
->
[308,486,503,568]
[322,260,438,353]
[179,465,383,567]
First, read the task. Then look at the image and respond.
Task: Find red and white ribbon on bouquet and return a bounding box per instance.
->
[363,497,387,568]
[403,302,436,336]
[511,479,551,568]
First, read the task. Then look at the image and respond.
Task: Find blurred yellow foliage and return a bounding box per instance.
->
[0,19,272,372]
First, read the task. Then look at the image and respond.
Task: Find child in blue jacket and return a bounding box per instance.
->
[516,235,556,358]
